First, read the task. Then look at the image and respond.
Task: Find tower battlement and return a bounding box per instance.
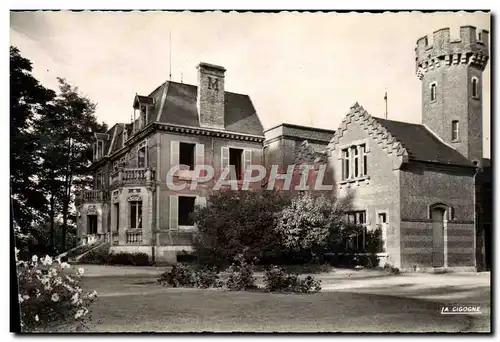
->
[415,26,489,79]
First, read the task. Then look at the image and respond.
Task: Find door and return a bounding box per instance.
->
[431,208,445,267]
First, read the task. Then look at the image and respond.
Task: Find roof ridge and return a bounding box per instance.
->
[328,102,409,160]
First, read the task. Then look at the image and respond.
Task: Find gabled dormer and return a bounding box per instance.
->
[133,94,155,132]
[93,132,110,162]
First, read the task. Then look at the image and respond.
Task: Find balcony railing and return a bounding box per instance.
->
[110,167,155,186]
[126,229,143,244]
[76,190,108,204]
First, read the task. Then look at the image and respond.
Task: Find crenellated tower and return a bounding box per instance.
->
[415,26,489,165]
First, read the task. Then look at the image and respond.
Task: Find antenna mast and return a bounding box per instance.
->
[384,90,388,119]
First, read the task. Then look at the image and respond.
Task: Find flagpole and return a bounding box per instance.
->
[384,91,388,119]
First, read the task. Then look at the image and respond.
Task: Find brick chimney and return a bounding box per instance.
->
[196,62,226,129]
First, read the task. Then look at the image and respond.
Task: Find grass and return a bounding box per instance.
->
[58,274,487,333]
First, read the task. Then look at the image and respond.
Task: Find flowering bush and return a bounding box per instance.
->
[157,264,196,288]
[263,265,322,294]
[224,254,257,291]
[194,266,223,289]
[15,248,97,332]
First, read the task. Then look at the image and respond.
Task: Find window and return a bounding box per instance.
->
[114,203,120,232]
[352,146,359,178]
[140,105,147,128]
[229,148,243,180]
[452,120,459,141]
[130,201,142,229]
[360,144,367,176]
[87,215,98,235]
[478,32,483,42]
[345,210,367,251]
[96,171,103,189]
[341,144,367,181]
[472,78,479,98]
[430,83,437,102]
[178,196,196,226]
[113,161,119,172]
[341,149,350,180]
[376,212,388,253]
[137,144,146,168]
[179,142,196,170]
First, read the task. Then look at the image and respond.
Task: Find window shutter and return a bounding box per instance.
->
[195,143,204,166]
[243,149,252,172]
[221,146,229,170]
[169,195,178,230]
[195,196,207,208]
[170,141,179,167]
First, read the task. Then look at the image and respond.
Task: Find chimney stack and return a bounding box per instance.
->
[196,62,226,129]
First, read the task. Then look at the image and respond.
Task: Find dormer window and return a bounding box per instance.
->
[140,105,147,128]
[478,32,483,42]
[94,140,104,161]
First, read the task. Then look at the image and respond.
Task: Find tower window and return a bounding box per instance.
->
[478,32,483,42]
[452,120,459,141]
[472,78,479,99]
[430,83,437,102]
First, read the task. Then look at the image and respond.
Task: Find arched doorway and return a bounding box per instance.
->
[431,206,446,267]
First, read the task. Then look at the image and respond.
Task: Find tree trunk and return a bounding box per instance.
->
[61,137,73,252]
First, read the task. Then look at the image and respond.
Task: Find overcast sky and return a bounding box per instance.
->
[10,11,490,157]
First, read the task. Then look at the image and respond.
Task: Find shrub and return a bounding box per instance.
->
[263,265,322,294]
[193,189,291,265]
[194,266,223,289]
[224,254,257,291]
[157,264,195,287]
[106,252,151,266]
[276,192,345,256]
[78,248,109,264]
[15,249,98,332]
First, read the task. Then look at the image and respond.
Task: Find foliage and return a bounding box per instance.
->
[224,254,257,291]
[263,265,322,294]
[157,264,195,288]
[192,189,291,265]
[157,264,223,289]
[77,247,110,265]
[15,249,97,332]
[105,252,151,266]
[194,266,223,289]
[10,46,107,256]
[275,192,345,255]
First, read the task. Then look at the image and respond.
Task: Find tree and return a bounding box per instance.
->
[35,78,106,253]
[193,189,291,265]
[10,46,56,230]
[275,192,345,260]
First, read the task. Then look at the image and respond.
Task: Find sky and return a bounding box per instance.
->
[10,11,491,157]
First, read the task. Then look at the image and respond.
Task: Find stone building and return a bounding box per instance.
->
[76,26,490,270]
[76,62,265,262]
[326,26,490,271]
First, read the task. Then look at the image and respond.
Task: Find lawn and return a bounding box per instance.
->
[64,274,482,333]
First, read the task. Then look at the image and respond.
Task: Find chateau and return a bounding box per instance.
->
[76,26,491,271]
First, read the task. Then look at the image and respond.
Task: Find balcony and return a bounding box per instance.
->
[76,190,108,204]
[126,229,143,244]
[110,167,155,186]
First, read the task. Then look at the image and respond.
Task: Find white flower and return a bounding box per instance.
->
[31,255,38,263]
[71,293,79,304]
[15,248,20,261]
[23,295,30,300]
[42,255,53,266]
[35,315,39,322]
[88,290,97,299]
[18,294,24,303]
[61,262,70,269]
[51,293,60,302]
[77,268,84,275]
[74,309,84,319]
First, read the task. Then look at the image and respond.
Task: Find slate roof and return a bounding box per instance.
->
[373,117,473,167]
[154,81,264,136]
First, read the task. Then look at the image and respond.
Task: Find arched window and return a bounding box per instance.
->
[429,203,454,221]
[430,83,437,102]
